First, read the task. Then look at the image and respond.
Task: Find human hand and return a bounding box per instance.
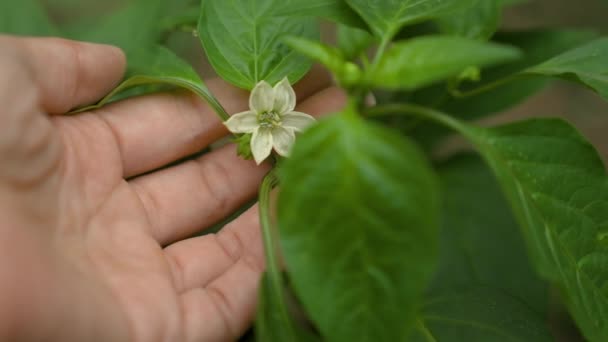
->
[0,36,345,341]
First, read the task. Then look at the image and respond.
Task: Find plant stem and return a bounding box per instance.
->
[258,170,298,340]
[370,35,391,72]
[415,319,438,342]
[359,53,371,70]
[448,73,524,98]
[259,170,280,281]
[186,82,231,121]
[365,103,469,134]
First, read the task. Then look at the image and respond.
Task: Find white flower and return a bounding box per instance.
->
[224,77,316,164]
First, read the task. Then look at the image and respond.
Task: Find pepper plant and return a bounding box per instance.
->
[4,0,608,340]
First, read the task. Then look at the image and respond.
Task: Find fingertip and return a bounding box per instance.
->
[57,39,127,110]
[93,42,127,75]
[11,37,127,113]
[296,86,348,118]
[293,64,333,101]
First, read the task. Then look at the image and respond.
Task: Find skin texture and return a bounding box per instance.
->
[0,36,346,342]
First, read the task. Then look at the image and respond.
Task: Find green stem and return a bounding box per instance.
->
[448,73,523,98]
[259,170,281,280]
[68,77,230,122]
[192,86,230,122]
[258,170,298,340]
[365,103,469,134]
[370,35,391,72]
[359,53,371,70]
[415,319,438,342]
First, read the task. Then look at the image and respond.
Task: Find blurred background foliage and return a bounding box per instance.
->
[27,0,608,162]
[499,0,608,162]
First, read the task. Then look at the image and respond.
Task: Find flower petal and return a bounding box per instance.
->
[271,126,296,157]
[272,77,296,114]
[251,127,273,164]
[224,111,258,133]
[250,81,274,113]
[281,112,316,132]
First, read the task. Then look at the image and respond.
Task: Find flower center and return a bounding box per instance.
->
[258,110,282,128]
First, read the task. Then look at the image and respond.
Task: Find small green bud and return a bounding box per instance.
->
[458,66,480,83]
[339,62,362,87]
[234,133,254,160]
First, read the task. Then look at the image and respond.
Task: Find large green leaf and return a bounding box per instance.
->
[464,119,608,341]
[278,112,440,341]
[273,0,366,28]
[435,0,502,40]
[527,37,608,101]
[411,154,550,341]
[431,154,548,311]
[0,0,58,35]
[198,0,319,90]
[74,46,227,120]
[415,287,552,341]
[370,35,521,90]
[369,103,608,340]
[431,114,608,341]
[256,273,321,342]
[345,0,475,38]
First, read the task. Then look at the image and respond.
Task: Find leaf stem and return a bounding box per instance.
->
[359,53,371,70]
[191,85,230,121]
[364,103,469,135]
[67,77,230,122]
[415,319,438,342]
[370,35,391,72]
[448,73,524,98]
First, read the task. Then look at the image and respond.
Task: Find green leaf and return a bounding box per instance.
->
[402,29,598,151]
[283,36,362,87]
[278,111,440,341]
[198,0,319,90]
[337,24,376,60]
[410,154,551,341]
[68,0,167,54]
[274,0,366,28]
[74,46,227,120]
[370,103,608,341]
[527,37,608,101]
[435,0,503,40]
[256,273,320,342]
[159,5,200,33]
[370,35,521,90]
[283,36,346,73]
[460,119,608,341]
[429,29,599,120]
[345,0,475,38]
[414,287,552,341]
[432,154,548,312]
[0,0,58,35]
